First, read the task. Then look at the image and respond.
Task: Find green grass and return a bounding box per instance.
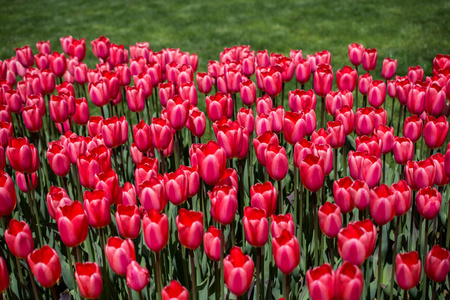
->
[0,0,449,77]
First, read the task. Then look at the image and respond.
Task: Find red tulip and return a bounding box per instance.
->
[407,65,424,83]
[206,92,230,122]
[73,97,89,125]
[392,137,414,165]
[15,171,37,193]
[243,207,269,247]
[257,50,270,67]
[271,213,295,238]
[306,263,335,300]
[139,176,166,213]
[318,202,342,238]
[116,204,141,239]
[209,185,238,226]
[381,57,397,80]
[254,113,273,136]
[362,48,377,72]
[49,51,67,77]
[314,64,333,97]
[240,79,256,107]
[425,82,446,117]
[416,187,441,220]
[272,230,300,274]
[15,45,34,68]
[158,82,175,108]
[288,89,316,112]
[195,141,227,186]
[295,58,312,85]
[375,125,394,154]
[333,177,354,214]
[425,245,450,282]
[27,246,61,288]
[423,115,448,149]
[370,184,396,225]
[133,120,151,153]
[237,107,254,135]
[431,153,449,186]
[215,121,243,159]
[335,105,354,136]
[105,237,136,276]
[348,151,381,188]
[196,72,213,95]
[223,246,254,296]
[203,226,221,261]
[126,86,145,113]
[46,186,72,220]
[325,90,353,118]
[256,94,273,115]
[0,171,16,217]
[405,158,436,191]
[6,137,39,173]
[403,115,422,144]
[348,43,364,66]
[150,118,173,151]
[143,209,169,253]
[37,40,51,55]
[176,208,204,250]
[162,280,189,300]
[56,201,89,247]
[327,121,345,148]
[336,66,357,92]
[126,261,149,292]
[300,154,324,193]
[355,107,375,136]
[368,80,386,108]
[395,251,421,290]
[355,134,381,158]
[265,144,289,181]
[94,168,119,204]
[406,83,426,115]
[83,190,111,228]
[22,105,43,132]
[166,95,189,131]
[250,181,277,217]
[188,110,206,138]
[261,67,282,98]
[75,262,103,299]
[164,168,188,206]
[358,73,373,96]
[391,180,412,216]
[101,116,128,149]
[74,63,88,85]
[335,262,364,300]
[46,141,71,177]
[5,219,34,259]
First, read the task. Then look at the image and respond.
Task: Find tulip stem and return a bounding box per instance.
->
[320,97,325,128]
[421,219,429,298]
[431,280,436,300]
[99,228,110,300]
[293,167,298,226]
[15,256,25,290]
[397,104,403,138]
[390,216,400,300]
[155,252,162,300]
[51,286,58,300]
[66,246,76,294]
[29,266,39,300]
[119,145,127,181]
[260,245,265,299]
[363,95,367,107]
[278,180,283,214]
[283,273,289,299]
[383,154,386,184]
[409,194,416,251]
[314,192,319,266]
[377,225,383,300]
[189,249,197,300]
[281,83,285,108]
[26,173,44,247]
[330,239,334,268]
[214,260,219,300]
[390,98,395,127]
[220,225,225,300]
[334,148,338,181]
[298,182,304,273]
[404,289,408,300]
[256,247,261,300]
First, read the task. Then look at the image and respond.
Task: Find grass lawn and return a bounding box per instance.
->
[0,0,449,77]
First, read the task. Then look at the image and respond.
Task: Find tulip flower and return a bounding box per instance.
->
[164,168,188,206]
[150,118,173,151]
[243,207,269,247]
[0,170,17,217]
[46,141,71,177]
[391,180,412,216]
[179,165,200,198]
[272,230,300,274]
[271,214,295,239]
[403,115,423,143]
[348,151,381,188]
[0,256,9,294]
[94,168,119,204]
[327,120,345,149]
[381,57,397,80]
[425,82,446,117]
[395,251,421,290]
[203,226,221,261]
[406,83,426,115]
[223,246,255,296]
[306,263,335,300]
[370,184,396,225]
[56,201,89,247]
[335,105,354,136]
[314,64,333,98]
[143,209,169,253]
[336,66,357,92]
[367,80,386,108]
[240,79,256,107]
[22,105,43,132]
[354,107,375,136]
[288,89,316,112]
[295,58,312,85]
[333,177,354,214]
[407,65,424,83]
[431,153,449,186]
[126,261,149,292]
[215,121,243,159]
[254,113,273,136]
[260,67,282,98]
[195,141,227,186]
[335,262,364,300]
[196,72,213,95]
[362,48,377,71]
[139,176,166,213]
[405,158,436,191]
[162,280,189,300]
[205,92,230,122]
[423,115,448,149]
[5,219,34,259]
[27,246,62,288]
[326,90,353,117]
[15,171,37,193]
[299,154,324,193]
[250,181,277,217]
[83,190,111,228]
[265,144,289,181]
[176,208,203,250]
[416,187,441,220]
[6,137,39,174]
[105,237,136,276]
[393,137,414,165]
[209,185,238,226]
[75,262,103,299]
[348,43,364,66]
[166,95,189,131]
[318,202,342,238]
[116,204,141,239]
[188,110,206,138]
[425,245,450,282]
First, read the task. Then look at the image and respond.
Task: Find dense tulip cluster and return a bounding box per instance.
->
[0,36,448,300]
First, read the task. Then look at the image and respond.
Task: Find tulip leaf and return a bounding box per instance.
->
[369,280,377,300]
[382,263,392,285]
[60,258,74,290]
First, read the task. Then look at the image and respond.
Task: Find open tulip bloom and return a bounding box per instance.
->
[0,37,449,300]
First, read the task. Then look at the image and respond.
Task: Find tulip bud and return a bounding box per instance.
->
[425,245,450,283]
[5,219,34,259]
[306,263,335,300]
[333,177,354,214]
[176,208,204,250]
[143,209,169,253]
[162,280,189,300]
[318,202,342,238]
[223,247,255,296]
[243,207,269,247]
[83,190,111,229]
[126,261,149,292]
[203,226,221,261]
[56,201,89,247]
[105,237,136,276]
[27,246,62,288]
[395,251,421,290]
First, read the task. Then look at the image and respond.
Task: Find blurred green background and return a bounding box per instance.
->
[1,0,449,76]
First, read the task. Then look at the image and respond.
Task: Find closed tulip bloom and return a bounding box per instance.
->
[134,157,159,191]
[337,220,377,266]
[431,153,449,186]
[75,262,103,299]
[395,251,421,290]
[306,263,335,300]
[105,237,136,276]
[356,134,381,158]
[46,186,72,220]
[73,97,89,125]
[203,226,221,261]
[83,190,111,228]
[336,66,357,92]
[424,115,448,149]
[196,72,213,95]
[254,113,273,136]
[139,177,167,213]
[176,208,204,250]
[162,280,189,300]
[295,58,312,84]
[313,144,333,176]
[355,107,375,136]
[403,115,423,143]
[265,144,289,181]
[288,89,316,112]
[206,92,230,122]
[304,107,318,136]
[250,181,277,217]
[240,79,256,107]
[326,89,355,117]
[327,121,345,148]
[243,207,269,247]
[425,82,446,117]
[27,246,61,288]
[394,77,411,106]
[272,230,300,274]
[178,82,198,107]
[164,168,188,206]
[15,45,34,68]
[370,184,397,225]
[318,202,342,238]
[74,63,88,85]
[126,86,145,113]
[314,64,334,97]
[89,80,109,107]
[425,245,450,282]
[260,67,282,98]
[391,180,412,216]
[271,213,295,238]
[405,159,436,191]
[102,116,128,149]
[150,118,173,151]
[300,154,324,193]
[215,121,243,159]
[116,204,141,239]
[22,105,43,132]
[256,94,273,115]
[237,107,254,135]
[94,168,119,204]
[56,201,89,247]
[188,110,206,138]
[362,48,377,72]
[7,137,39,174]
[393,137,414,165]
[335,105,355,136]
[406,83,427,115]
[271,106,286,133]
[380,57,397,80]
[143,209,169,253]
[49,51,67,77]
[158,82,175,108]
[368,80,386,108]
[348,43,364,66]
[407,65,424,84]
[195,141,227,186]
[125,261,149,292]
[223,247,254,296]
[91,36,110,60]
[333,177,354,214]
[46,141,71,177]
[283,111,306,145]
[256,50,270,67]
[15,171,37,193]
[375,125,394,154]
[37,40,51,55]
[416,187,441,220]
[179,165,199,198]
[209,185,238,226]
[358,72,373,96]
[132,120,151,153]
[335,262,364,300]
[5,219,34,259]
